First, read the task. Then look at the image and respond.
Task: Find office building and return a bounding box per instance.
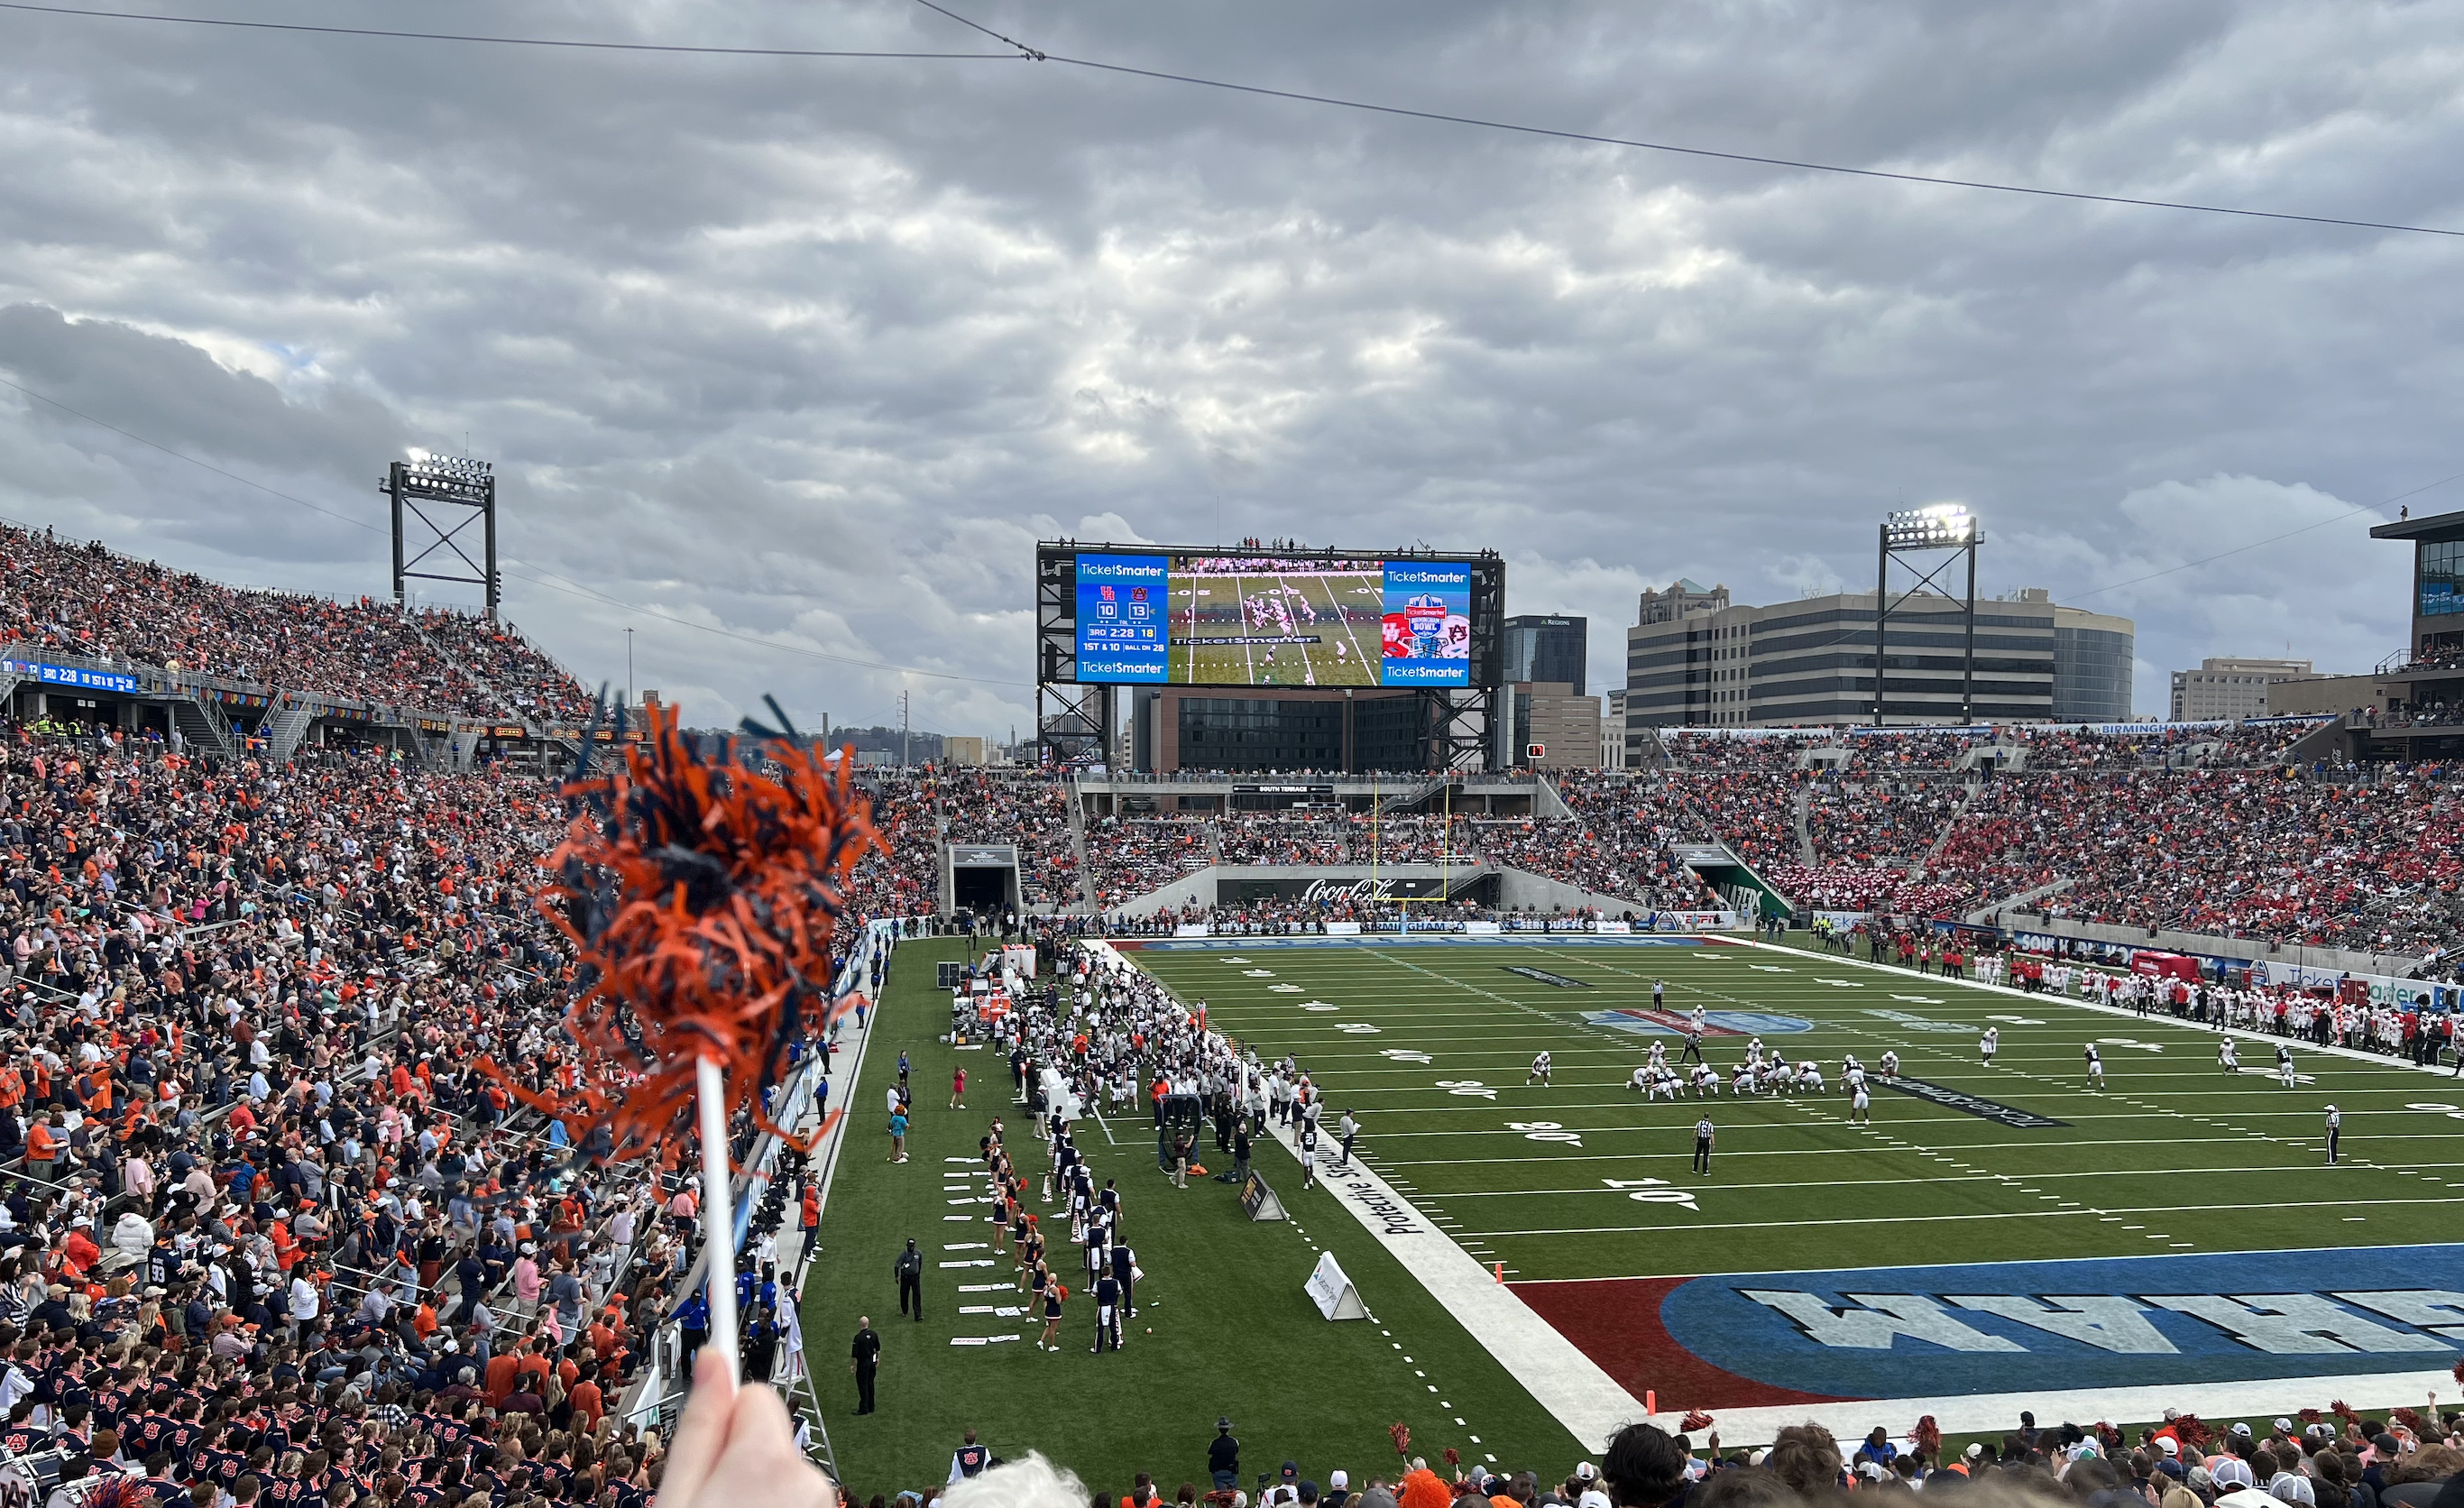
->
[1503,615,1588,694]
[1621,579,2134,751]
[2168,657,2318,722]
[1603,689,1627,768]
[2050,599,2136,722]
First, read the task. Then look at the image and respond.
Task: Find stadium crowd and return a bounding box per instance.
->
[0,524,586,722]
[0,719,748,1508]
[0,695,939,1508]
[860,1409,2464,1508]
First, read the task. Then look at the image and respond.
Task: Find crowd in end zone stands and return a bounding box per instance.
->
[0,525,588,723]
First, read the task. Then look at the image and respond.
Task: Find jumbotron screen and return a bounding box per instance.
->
[1069,550,1486,687]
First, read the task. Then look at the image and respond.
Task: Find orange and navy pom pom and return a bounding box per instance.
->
[492,696,882,1164]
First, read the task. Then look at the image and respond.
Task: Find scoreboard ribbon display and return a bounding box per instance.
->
[1074,553,1169,683]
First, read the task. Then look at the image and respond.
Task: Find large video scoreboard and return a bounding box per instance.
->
[1041,544,1504,690]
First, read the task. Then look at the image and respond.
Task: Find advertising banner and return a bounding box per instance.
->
[1304,1251,1369,1320]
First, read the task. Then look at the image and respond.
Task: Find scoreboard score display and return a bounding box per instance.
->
[1060,545,1502,690]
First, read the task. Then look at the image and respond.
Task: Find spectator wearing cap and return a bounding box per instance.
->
[1208,1419,1239,1491]
[1572,1463,1611,1508]
[1324,1471,1351,1508]
[2214,1456,2268,1508]
[1264,1462,1301,1508]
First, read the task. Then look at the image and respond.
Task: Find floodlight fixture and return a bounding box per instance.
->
[1883,502,1978,548]
[1874,503,1982,725]
[383,450,500,620]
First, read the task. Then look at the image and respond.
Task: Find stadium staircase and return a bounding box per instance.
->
[1911,782,1980,878]
[403,615,582,768]
[1369,776,1452,814]
[169,694,237,760]
[2281,716,2357,768]
[1066,784,1095,913]
[261,695,317,764]
[1964,877,2074,925]
[1532,775,1574,821]
[1792,788,1816,863]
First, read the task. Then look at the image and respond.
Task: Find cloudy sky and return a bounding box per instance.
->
[3,0,2461,733]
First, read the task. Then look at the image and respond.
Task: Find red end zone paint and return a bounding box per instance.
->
[1511,1276,1848,1411]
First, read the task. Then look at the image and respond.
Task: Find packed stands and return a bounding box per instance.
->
[1666,771,1803,869]
[1943,768,2464,955]
[0,722,676,1492]
[0,522,588,722]
[1085,818,1212,907]
[936,771,1079,907]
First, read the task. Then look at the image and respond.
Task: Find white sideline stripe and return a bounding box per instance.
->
[1256,1108,1640,1448]
[1458,1194,2464,1238]
[1642,1371,2460,1452]
[789,939,886,1298]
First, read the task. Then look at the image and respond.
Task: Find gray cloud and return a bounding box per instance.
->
[2,0,2461,731]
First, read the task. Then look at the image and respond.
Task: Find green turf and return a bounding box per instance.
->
[799,938,1588,1500]
[1167,570,1384,686]
[1126,934,2464,1283]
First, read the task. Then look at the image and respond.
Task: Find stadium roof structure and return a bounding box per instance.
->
[2368,505,2464,545]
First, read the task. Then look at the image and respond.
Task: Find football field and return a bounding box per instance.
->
[1167,570,1383,685]
[1122,934,2464,1437]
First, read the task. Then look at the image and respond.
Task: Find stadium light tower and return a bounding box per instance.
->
[1874,503,1981,725]
[383,450,500,621]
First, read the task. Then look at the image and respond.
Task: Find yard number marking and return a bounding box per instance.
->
[1508,1120,1583,1146]
[1604,1177,1701,1211]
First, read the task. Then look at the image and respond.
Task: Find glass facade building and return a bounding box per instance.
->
[1503,615,1587,694]
[2053,621,2136,722]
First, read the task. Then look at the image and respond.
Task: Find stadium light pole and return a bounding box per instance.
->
[382,450,500,621]
[1874,504,1981,726]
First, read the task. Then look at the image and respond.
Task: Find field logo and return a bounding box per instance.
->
[1505,965,1593,988]
[1645,1246,2464,1402]
[1880,1078,2066,1128]
[1586,1008,1812,1037]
